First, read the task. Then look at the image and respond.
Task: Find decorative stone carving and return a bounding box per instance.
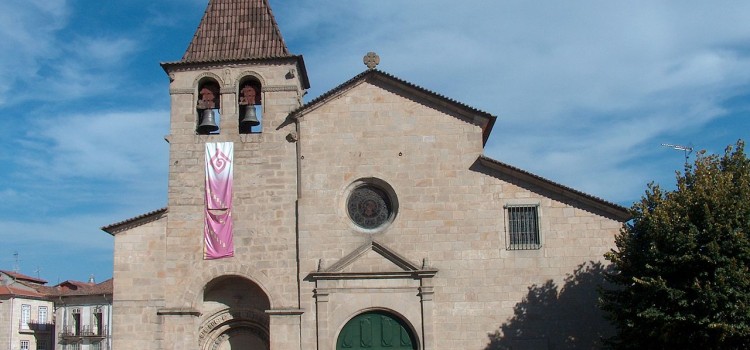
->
[364,52,380,69]
[224,69,231,86]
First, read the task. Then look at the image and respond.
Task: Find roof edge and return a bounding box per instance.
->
[0,270,47,284]
[477,156,630,221]
[101,207,168,236]
[160,55,310,89]
[289,69,495,144]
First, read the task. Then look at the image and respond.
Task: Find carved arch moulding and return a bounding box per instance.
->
[193,72,226,89]
[198,308,270,350]
[234,70,267,88]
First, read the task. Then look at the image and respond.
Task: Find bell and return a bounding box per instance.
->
[197,109,219,133]
[240,105,260,128]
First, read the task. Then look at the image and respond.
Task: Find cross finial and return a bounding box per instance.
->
[363,52,380,69]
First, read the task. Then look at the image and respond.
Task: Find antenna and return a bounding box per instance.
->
[661,143,693,165]
[12,251,20,273]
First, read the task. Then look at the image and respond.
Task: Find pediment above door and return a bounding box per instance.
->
[307,240,437,281]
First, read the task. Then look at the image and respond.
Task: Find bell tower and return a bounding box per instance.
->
[158,0,309,349]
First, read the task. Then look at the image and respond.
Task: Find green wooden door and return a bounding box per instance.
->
[336,311,417,350]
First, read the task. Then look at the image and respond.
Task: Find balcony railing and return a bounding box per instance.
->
[59,325,108,339]
[18,320,54,333]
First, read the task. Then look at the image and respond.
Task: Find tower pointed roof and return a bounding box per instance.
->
[181,0,291,62]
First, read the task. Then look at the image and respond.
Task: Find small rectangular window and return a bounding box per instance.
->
[20,340,29,350]
[506,205,541,250]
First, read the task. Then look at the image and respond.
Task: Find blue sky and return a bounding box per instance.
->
[1,0,749,283]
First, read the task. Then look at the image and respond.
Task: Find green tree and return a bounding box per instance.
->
[601,140,750,349]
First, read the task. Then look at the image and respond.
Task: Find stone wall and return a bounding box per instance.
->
[111,63,623,350]
[112,216,166,350]
[296,79,622,349]
[160,61,305,350]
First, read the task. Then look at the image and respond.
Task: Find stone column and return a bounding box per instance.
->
[419,279,435,350]
[314,288,330,350]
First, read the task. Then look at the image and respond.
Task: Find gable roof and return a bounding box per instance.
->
[0,270,47,285]
[182,0,290,62]
[477,156,630,221]
[49,279,113,297]
[288,69,497,145]
[0,279,113,300]
[101,207,168,236]
[0,284,48,299]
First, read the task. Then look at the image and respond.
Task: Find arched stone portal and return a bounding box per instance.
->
[336,310,418,350]
[199,276,270,350]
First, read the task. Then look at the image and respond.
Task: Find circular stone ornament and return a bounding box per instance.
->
[347,185,393,230]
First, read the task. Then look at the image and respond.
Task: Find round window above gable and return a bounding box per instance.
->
[345,179,398,232]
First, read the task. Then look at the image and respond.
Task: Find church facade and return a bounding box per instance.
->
[102,1,629,349]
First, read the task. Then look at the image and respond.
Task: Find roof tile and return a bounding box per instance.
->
[49,279,113,297]
[182,0,290,62]
[0,270,47,284]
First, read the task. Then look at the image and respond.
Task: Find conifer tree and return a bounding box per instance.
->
[602,140,750,349]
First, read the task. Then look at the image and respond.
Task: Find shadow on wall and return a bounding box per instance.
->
[485,262,613,350]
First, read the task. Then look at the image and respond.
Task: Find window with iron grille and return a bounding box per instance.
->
[39,306,48,330]
[20,340,29,350]
[505,205,541,250]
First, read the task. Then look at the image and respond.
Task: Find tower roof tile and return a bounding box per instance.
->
[182,0,290,62]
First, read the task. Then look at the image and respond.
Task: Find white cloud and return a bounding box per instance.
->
[1,0,749,281]
[20,110,169,180]
[0,2,148,107]
[0,0,68,105]
[79,37,140,66]
[276,1,750,203]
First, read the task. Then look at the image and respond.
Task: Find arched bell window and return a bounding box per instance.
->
[196,79,221,134]
[238,79,262,134]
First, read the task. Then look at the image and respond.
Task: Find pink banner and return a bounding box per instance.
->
[204,142,234,259]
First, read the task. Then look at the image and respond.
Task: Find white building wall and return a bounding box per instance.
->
[0,297,55,350]
[55,298,112,350]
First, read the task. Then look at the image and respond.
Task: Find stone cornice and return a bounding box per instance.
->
[307,270,438,281]
[101,207,168,235]
[157,307,201,316]
[263,85,298,92]
[169,88,194,95]
[264,308,304,316]
[170,85,298,95]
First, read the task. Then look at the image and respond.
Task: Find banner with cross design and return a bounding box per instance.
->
[204,142,234,259]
